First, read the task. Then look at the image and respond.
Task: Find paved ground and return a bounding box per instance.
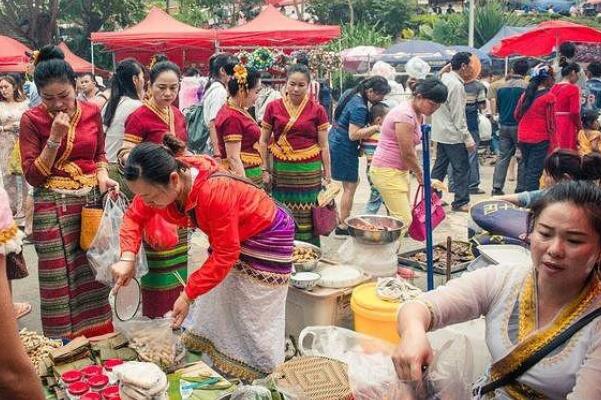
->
[15,153,516,334]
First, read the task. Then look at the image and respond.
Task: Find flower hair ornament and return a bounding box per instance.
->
[28,50,40,66]
[233,64,248,91]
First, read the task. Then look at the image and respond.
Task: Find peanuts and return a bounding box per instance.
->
[293,246,319,263]
[19,328,62,370]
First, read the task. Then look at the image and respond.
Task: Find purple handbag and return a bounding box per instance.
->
[312,200,337,236]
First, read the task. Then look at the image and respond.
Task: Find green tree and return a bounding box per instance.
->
[0,0,61,47]
[308,0,417,38]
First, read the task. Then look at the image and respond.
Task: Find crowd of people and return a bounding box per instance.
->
[1,37,601,398]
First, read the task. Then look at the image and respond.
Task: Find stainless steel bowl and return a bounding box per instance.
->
[292,240,321,272]
[345,215,405,245]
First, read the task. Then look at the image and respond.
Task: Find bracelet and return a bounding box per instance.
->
[46,138,61,149]
[119,257,136,263]
[261,167,271,172]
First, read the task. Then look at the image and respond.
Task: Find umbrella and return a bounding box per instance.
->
[340,46,385,73]
[449,45,492,68]
[380,40,454,68]
[491,20,601,58]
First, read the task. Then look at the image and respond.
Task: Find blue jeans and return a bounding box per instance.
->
[492,125,518,191]
[365,163,384,214]
[431,142,470,208]
[516,141,549,192]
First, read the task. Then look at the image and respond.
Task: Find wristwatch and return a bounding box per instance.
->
[46,138,61,149]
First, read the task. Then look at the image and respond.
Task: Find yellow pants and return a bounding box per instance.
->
[369,167,412,228]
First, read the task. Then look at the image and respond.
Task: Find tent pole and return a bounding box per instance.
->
[90,42,95,75]
[505,57,508,76]
[421,124,435,291]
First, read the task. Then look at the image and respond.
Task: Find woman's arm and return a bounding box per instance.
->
[395,122,423,184]
[567,320,601,399]
[225,141,245,177]
[208,121,221,158]
[318,127,331,182]
[348,123,380,141]
[0,257,44,400]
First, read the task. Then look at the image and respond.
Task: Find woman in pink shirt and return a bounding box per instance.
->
[369,79,448,227]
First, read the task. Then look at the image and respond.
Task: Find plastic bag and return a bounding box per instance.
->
[116,317,185,372]
[298,326,474,400]
[143,214,179,250]
[338,238,398,277]
[114,361,169,400]
[87,196,148,285]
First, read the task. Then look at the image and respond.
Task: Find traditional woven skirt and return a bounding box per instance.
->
[244,165,263,187]
[182,207,294,381]
[32,187,113,339]
[272,158,322,245]
[141,228,189,318]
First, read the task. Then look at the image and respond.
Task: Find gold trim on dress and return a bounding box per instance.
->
[234,261,290,287]
[224,134,243,142]
[240,152,262,167]
[0,223,18,245]
[123,133,143,144]
[54,104,82,169]
[491,272,601,381]
[144,100,173,128]
[45,174,97,190]
[34,158,51,176]
[181,331,264,382]
[96,161,109,171]
[505,382,547,399]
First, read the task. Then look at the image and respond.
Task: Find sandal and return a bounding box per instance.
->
[14,302,32,319]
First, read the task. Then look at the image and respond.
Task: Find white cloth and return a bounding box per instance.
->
[432,71,474,146]
[418,263,601,399]
[202,82,228,127]
[102,97,143,163]
[254,87,282,123]
[183,269,288,375]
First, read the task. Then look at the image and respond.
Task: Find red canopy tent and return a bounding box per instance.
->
[0,35,31,73]
[491,20,601,57]
[216,5,340,48]
[91,7,216,68]
[58,42,109,77]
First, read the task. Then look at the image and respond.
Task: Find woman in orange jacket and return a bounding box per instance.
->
[111,135,295,381]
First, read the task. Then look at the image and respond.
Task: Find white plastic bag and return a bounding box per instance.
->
[299,326,474,400]
[338,238,398,277]
[87,196,148,285]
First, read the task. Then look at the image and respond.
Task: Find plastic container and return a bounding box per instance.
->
[81,393,102,400]
[61,370,82,386]
[101,386,120,400]
[67,382,90,400]
[80,365,103,382]
[339,239,398,277]
[88,374,109,392]
[286,285,355,340]
[351,282,401,344]
[103,359,124,384]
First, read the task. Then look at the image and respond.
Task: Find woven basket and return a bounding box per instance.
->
[271,356,353,400]
[80,206,103,251]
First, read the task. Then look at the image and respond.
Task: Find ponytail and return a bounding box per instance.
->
[124,134,188,185]
[334,76,391,121]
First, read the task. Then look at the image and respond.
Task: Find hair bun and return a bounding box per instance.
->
[37,45,65,65]
[162,134,186,156]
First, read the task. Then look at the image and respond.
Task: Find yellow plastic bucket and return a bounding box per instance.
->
[351,282,401,344]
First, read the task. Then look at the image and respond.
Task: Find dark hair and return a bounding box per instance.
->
[559,42,576,60]
[582,109,600,130]
[412,78,448,104]
[33,45,77,90]
[78,72,95,80]
[151,53,169,66]
[587,62,601,78]
[512,59,530,76]
[205,53,239,91]
[544,149,601,182]
[519,74,551,116]
[528,181,601,240]
[0,74,27,102]
[287,63,311,82]
[124,135,187,185]
[183,67,199,77]
[450,52,472,71]
[103,59,144,127]
[334,76,391,120]
[227,67,260,97]
[561,62,581,78]
[369,102,389,123]
[149,60,181,84]
[295,52,310,67]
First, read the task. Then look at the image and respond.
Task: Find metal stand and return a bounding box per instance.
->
[421,126,435,291]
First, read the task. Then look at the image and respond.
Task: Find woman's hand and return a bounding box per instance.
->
[415,170,424,186]
[391,329,433,381]
[111,260,136,292]
[98,175,120,199]
[171,292,192,328]
[50,112,71,141]
[262,170,271,186]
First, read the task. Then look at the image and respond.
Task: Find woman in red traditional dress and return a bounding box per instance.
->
[118,58,190,319]
[215,65,263,186]
[19,45,118,339]
[550,62,582,151]
[259,64,331,246]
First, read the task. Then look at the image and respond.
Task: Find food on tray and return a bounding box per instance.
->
[128,332,180,371]
[293,246,319,263]
[410,241,474,264]
[19,328,63,371]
